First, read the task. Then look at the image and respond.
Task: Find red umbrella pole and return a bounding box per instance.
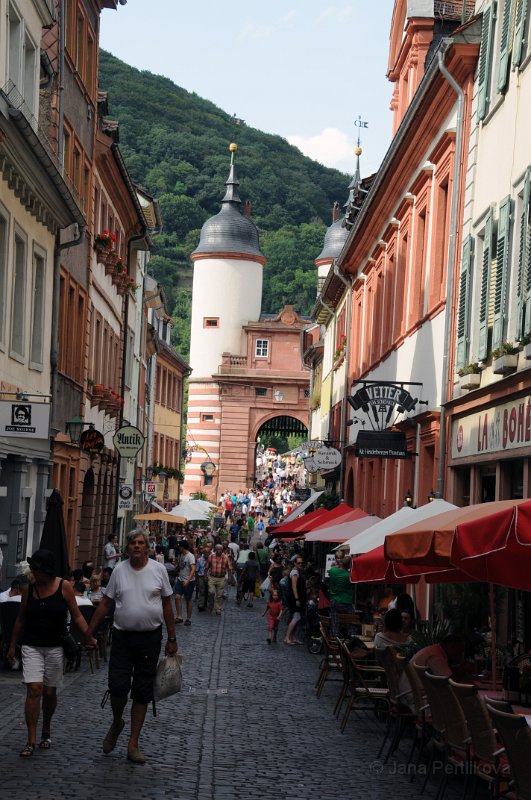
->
[489,583,496,692]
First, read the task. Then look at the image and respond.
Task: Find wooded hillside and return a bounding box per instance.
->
[99,50,350,357]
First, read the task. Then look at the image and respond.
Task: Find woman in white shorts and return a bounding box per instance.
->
[7,549,94,757]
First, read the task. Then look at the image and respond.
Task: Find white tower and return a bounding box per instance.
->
[184,144,266,497]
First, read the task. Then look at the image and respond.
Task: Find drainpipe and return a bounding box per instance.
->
[333,259,353,498]
[58,0,65,168]
[435,46,465,499]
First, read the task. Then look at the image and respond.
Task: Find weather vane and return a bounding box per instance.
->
[354,115,368,147]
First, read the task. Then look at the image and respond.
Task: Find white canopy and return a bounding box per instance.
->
[337,499,458,555]
[169,499,214,521]
[304,515,381,543]
[280,491,324,524]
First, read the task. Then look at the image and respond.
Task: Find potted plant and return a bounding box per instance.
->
[492,342,519,375]
[520,333,531,360]
[92,383,104,398]
[458,362,481,390]
[333,338,346,369]
[94,230,116,258]
[104,250,118,275]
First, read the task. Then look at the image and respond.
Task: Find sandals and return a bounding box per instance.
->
[20,743,35,757]
[127,747,146,765]
[102,719,125,754]
[39,737,52,750]
[175,618,183,624]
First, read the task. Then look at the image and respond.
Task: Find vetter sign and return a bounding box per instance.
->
[113,425,145,458]
[452,395,531,459]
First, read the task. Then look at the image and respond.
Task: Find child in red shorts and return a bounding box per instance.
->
[263,589,283,643]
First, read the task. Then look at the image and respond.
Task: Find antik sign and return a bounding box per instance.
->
[113,425,145,458]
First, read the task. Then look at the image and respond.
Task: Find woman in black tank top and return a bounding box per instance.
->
[7,549,93,757]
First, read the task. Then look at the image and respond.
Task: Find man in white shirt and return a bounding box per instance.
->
[174,540,196,626]
[103,534,120,570]
[87,529,177,765]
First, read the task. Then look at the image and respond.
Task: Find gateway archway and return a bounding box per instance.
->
[254,415,308,484]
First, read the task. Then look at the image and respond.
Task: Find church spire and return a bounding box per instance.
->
[221,143,241,205]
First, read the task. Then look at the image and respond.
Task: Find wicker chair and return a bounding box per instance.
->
[315,621,342,699]
[450,680,509,799]
[486,705,531,800]
[337,639,390,734]
[377,648,416,761]
[414,665,449,796]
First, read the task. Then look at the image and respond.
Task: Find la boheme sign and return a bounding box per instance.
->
[0,400,50,439]
[452,396,531,459]
[113,425,145,458]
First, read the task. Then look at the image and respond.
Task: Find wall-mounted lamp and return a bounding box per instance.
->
[404,489,413,507]
[427,488,435,503]
[65,416,94,445]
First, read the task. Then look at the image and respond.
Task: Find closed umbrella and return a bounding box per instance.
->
[40,489,70,578]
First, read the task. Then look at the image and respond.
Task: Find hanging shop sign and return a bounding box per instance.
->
[355,430,408,459]
[348,381,420,429]
[145,481,157,496]
[451,395,531,460]
[0,400,50,439]
[304,456,319,473]
[118,483,134,511]
[313,446,342,470]
[113,425,145,458]
[80,428,104,453]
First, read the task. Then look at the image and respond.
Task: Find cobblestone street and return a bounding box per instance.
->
[0,593,465,800]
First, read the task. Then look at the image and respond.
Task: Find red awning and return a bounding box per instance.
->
[273,503,365,536]
[350,544,471,585]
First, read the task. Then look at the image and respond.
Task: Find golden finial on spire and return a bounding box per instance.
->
[355,146,362,156]
[229,143,238,152]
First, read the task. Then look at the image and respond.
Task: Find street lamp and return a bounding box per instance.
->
[404,488,413,507]
[65,416,94,445]
[427,488,435,503]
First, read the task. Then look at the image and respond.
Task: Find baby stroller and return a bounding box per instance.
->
[302,598,323,654]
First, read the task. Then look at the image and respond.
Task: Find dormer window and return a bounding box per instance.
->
[255,339,269,358]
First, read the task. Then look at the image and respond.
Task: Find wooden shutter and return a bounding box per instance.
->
[513,0,529,66]
[478,210,494,359]
[456,236,474,370]
[516,169,531,336]
[492,197,512,349]
[478,4,497,120]
[498,0,515,92]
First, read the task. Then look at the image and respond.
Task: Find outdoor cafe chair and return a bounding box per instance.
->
[399,656,431,778]
[337,639,390,734]
[486,705,531,800]
[422,673,471,800]
[67,604,99,674]
[377,647,416,762]
[315,621,342,699]
[414,665,449,797]
[450,680,510,800]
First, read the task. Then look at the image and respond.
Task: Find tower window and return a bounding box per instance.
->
[255,387,267,396]
[201,413,214,422]
[255,339,269,357]
[203,317,219,328]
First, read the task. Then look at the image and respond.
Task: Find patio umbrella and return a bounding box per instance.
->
[40,489,70,578]
[304,515,381,543]
[273,504,366,537]
[168,500,212,521]
[349,544,472,584]
[339,499,458,556]
[134,512,187,524]
[384,499,528,566]
[280,491,324,524]
[451,499,531,591]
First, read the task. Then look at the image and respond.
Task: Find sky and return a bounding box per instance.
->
[100,0,396,177]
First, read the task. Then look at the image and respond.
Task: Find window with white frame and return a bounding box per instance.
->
[30,247,46,368]
[255,339,269,358]
[11,228,27,359]
[7,3,38,114]
[0,206,8,348]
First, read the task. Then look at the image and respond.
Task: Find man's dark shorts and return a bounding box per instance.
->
[108,626,162,704]
[175,579,196,601]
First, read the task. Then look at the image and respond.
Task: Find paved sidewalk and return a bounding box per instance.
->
[0,592,466,800]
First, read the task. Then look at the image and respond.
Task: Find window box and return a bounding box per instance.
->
[492,354,518,375]
[460,373,481,391]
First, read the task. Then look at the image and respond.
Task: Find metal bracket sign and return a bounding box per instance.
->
[355,430,408,459]
[0,399,50,439]
[113,425,145,459]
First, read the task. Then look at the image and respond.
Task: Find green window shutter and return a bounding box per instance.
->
[512,0,529,68]
[492,196,512,349]
[498,0,514,92]
[456,236,474,370]
[478,4,497,120]
[478,210,494,359]
[516,168,531,337]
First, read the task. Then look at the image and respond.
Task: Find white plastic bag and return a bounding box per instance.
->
[153,654,183,701]
[260,577,270,593]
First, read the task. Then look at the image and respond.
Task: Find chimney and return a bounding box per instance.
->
[332,201,341,223]
[244,200,252,218]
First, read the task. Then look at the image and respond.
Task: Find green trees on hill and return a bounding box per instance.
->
[99,50,350,358]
